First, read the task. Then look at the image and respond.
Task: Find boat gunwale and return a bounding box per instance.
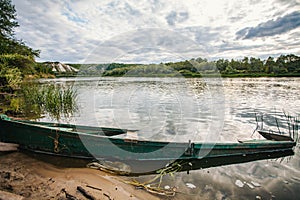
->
[18,146,295,161]
[1,118,296,148]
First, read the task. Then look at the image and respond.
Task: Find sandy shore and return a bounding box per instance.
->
[0,151,160,200]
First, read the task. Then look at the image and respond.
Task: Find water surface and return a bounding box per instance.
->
[40,77,300,199]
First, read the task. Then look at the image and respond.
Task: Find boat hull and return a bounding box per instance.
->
[258,130,294,141]
[0,116,296,162]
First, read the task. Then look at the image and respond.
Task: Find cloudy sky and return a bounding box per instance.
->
[12,0,300,63]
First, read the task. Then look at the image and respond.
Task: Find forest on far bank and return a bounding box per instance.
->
[72,54,300,78]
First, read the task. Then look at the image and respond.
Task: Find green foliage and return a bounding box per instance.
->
[20,83,78,120]
[103,67,130,76]
[42,85,78,120]
[106,63,129,70]
[2,67,22,89]
[99,54,300,77]
[34,62,54,75]
[166,60,196,72]
[0,0,40,57]
[0,54,36,74]
[0,0,18,38]
[215,54,300,76]
[0,35,40,57]
[9,97,21,112]
[0,55,26,92]
[215,59,229,72]
[0,54,54,107]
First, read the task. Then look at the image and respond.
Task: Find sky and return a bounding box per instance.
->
[12,0,300,64]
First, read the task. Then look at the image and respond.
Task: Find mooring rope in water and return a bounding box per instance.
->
[87,162,131,176]
[87,160,189,196]
[123,161,186,196]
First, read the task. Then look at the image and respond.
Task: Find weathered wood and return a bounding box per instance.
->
[0,142,19,152]
[0,190,24,200]
[77,186,96,200]
[258,130,294,141]
[61,188,78,200]
[86,185,102,191]
[103,193,112,200]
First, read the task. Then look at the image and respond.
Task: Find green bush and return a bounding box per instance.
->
[0,54,36,75]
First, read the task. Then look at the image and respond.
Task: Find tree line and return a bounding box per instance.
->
[96,54,300,77]
[214,54,300,76]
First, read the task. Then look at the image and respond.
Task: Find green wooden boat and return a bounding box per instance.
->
[0,115,296,162]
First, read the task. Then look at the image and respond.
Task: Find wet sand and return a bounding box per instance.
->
[0,151,160,200]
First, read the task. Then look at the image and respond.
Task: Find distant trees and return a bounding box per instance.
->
[213,54,300,76]
[215,59,228,72]
[276,54,300,73]
[100,54,300,77]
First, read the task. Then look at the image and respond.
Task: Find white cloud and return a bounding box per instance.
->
[12,0,300,63]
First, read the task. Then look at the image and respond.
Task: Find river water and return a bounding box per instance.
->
[40,77,300,199]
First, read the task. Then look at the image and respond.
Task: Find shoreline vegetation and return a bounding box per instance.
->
[67,54,300,78]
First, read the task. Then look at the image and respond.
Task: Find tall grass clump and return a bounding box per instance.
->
[254,111,299,142]
[21,83,78,120]
[283,111,299,142]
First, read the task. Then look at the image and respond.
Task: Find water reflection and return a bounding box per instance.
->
[115,149,295,175]
[66,77,224,143]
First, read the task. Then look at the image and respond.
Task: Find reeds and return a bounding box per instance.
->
[283,111,299,143]
[21,83,78,120]
[254,111,299,142]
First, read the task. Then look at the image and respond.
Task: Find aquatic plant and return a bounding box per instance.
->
[283,111,299,143]
[254,111,299,142]
[20,83,78,120]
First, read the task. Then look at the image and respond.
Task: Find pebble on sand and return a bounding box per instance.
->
[235,180,244,188]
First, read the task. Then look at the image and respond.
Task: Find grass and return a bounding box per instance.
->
[19,83,78,120]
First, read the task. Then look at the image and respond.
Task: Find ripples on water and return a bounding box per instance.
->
[56,77,224,142]
[40,77,300,199]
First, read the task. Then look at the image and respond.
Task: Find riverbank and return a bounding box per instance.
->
[0,151,159,200]
[55,72,300,78]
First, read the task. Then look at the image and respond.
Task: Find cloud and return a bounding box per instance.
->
[236,11,300,39]
[83,28,205,63]
[166,11,189,26]
[11,0,300,63]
